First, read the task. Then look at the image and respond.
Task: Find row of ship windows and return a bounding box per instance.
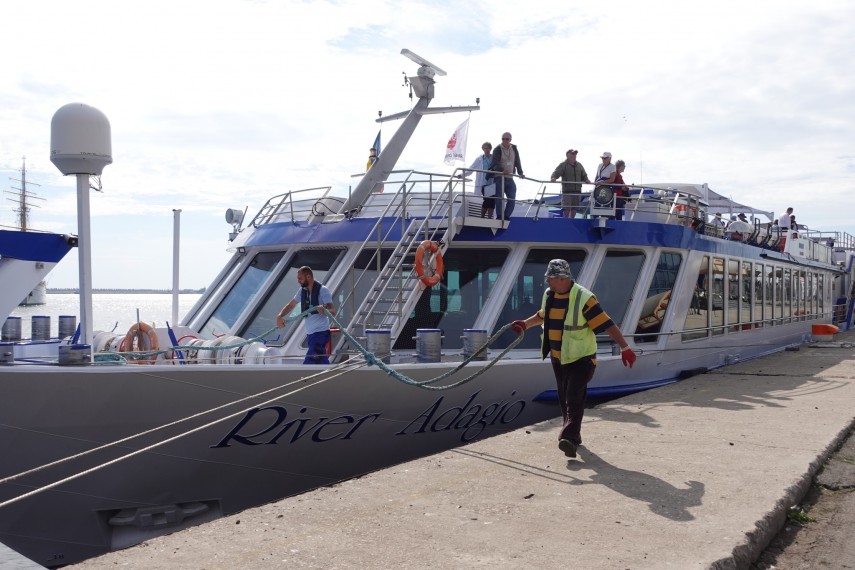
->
[196,247,830,350]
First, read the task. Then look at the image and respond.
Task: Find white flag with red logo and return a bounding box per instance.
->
[443,118,469,165]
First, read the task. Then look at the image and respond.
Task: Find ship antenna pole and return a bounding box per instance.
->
[50,103,112,353]
[75,171,95,348]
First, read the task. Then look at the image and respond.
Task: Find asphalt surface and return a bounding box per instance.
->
[41,329,855,568]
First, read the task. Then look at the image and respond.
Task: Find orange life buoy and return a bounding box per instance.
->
[414,240,444,287]
[123,322,159,363]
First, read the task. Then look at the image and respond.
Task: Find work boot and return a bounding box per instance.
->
[558,439,577,458]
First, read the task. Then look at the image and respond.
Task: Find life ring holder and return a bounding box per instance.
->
[414,240,444,287]
[123,322,160,363]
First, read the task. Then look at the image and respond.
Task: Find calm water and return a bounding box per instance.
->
[8,293,203,339]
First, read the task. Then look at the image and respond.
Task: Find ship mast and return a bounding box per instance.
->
[334,49,479,216]
[6,157,44,232]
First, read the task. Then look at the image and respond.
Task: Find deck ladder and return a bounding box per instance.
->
[331,176,460,360]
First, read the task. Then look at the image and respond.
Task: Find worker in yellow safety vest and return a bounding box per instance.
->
[508,259,637,459]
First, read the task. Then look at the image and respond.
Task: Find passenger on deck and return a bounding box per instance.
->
[778,207,793,234]
[550,149,590,219]
[613,160,628,220]
[595,151,617,188]
[468,142,495,218]
[711,213,726,230]
[487,132,524,220]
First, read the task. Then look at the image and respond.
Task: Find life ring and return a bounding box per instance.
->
[415,240,444,287]
[123,322,159,363]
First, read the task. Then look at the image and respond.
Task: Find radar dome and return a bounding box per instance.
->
[50,103,113,175]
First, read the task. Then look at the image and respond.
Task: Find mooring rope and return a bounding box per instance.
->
[324,311,524,391]
[108,307,525,392]
[0,307,525,507]
[0,356,370,509]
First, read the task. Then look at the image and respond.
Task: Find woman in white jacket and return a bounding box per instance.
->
[468,142,494,218]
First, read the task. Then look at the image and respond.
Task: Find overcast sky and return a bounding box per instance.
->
[2,0,853,289]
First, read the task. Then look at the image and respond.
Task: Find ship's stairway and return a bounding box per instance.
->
[331,172,460,361]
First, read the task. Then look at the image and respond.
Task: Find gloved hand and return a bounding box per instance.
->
[510,320,526,335]
[621,347,637,368]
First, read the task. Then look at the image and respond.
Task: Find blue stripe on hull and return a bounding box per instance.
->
[533,376,680,402]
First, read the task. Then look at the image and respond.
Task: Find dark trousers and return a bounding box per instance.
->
[304,330,331,365]
[494,177,517,220]
[550,356,596,443]
[614,195,626,221]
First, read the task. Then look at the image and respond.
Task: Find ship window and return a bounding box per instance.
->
[199,251,285,337]
[393,248,511,350]
[491,248,588,350]
[591,250,645,328]
[782,268,792,323]
[238,249,342,341]
[766,264,777,326]
[754,263,765,327]
[807,272,814,318]
[744,261,756,328]
[333,249,394,328]
[727,259,740,331]
[708,257,724,336]
[811,273,822,319]
[635,252,682,343]
[795,269,803,321]
[682,255,710,342]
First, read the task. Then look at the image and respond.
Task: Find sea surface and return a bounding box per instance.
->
[7,293,203,339]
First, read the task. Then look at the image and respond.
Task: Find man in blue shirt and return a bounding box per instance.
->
[276,266,335,364]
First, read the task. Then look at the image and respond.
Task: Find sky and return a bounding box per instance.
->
[1,0,853,289]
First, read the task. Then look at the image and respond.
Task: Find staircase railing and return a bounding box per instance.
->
[331,170,464,360]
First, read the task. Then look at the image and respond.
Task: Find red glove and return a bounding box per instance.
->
[621,347,637,368]
[510,320,526,335]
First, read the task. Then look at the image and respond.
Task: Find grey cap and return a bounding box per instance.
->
[545,259,572,279]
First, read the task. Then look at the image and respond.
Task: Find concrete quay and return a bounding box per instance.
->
[70,331,855,569]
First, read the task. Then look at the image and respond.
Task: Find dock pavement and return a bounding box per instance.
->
[63,329,855,569]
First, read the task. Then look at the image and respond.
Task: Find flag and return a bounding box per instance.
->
[367,130,381,171]
[443,118,469,165]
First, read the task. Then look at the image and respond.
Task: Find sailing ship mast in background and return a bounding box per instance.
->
[6,157,48,305]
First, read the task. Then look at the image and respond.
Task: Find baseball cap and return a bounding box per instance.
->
[567,149,578,154]
[600,151,612,159]
[545,259,572,279]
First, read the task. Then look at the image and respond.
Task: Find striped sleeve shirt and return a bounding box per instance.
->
[540,289,615,360]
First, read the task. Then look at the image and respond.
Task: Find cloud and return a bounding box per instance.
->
[1,0,854,289]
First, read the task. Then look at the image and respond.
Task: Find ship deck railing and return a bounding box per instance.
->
[243,172,853,267]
